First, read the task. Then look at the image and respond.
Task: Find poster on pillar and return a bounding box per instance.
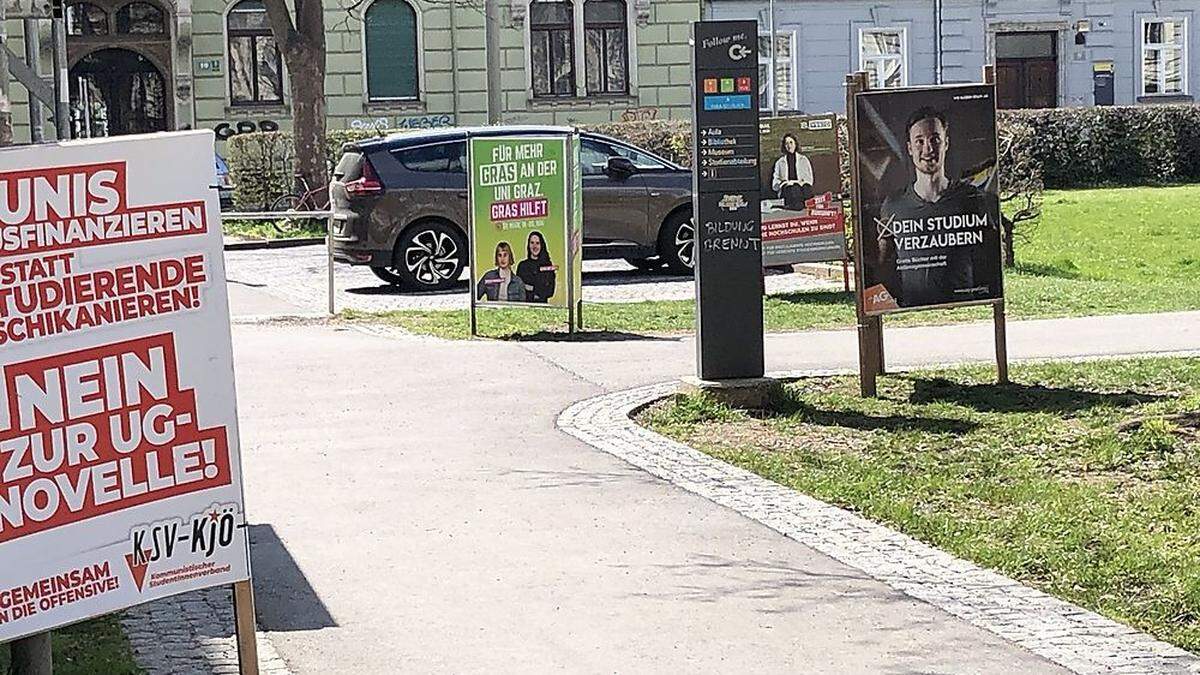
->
[0,131,251,643]
[468,135,578,308]
[853,84,1004,314]
[758,114,846,266]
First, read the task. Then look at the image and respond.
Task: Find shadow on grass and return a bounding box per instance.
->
[764,390,977,434]
[908,377,1166,415]
[1012,260,1084,280]
[769,290,856,306]
[508,329,676,342]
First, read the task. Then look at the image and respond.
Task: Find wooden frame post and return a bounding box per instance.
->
[232,580,260,675]
[566,133,578,335]
[465,132,479,338]
[846,71,882,397]
[983,63,1010,384]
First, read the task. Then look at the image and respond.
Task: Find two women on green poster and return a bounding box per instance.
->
[475,230,557,303]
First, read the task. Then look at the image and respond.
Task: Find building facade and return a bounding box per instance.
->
[707,0,1198,114]
[4,0,700,146]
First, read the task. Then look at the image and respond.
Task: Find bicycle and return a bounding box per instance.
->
[271,174,331,234]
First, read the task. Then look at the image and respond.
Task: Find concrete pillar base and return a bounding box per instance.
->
[679,376,783,410]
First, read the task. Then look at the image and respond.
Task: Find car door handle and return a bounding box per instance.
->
[649,191,662,197]
[456,191,468,200]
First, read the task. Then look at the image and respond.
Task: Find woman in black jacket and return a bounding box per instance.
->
[516,230,557,303]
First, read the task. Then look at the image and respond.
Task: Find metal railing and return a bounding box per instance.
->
[222,210,337,316]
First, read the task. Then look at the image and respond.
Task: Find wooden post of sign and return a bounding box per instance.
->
[873,314,885,375]
[566,133,578,335]
[983,64,1010,385]
[9,632,52,675]
[232,580,260,675]
[846,71,881,397]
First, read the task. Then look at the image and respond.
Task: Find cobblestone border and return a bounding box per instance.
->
[558,378,1200,675]
[120,587,293,675]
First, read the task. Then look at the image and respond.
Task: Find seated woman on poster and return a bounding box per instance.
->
[476,241,527,302]
[516,231,558,303]
[771,134,815,211]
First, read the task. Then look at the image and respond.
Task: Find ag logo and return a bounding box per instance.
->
[718,194,748,212]
[864,284,899,313]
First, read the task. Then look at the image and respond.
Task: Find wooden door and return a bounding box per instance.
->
[1025,60,1058,108]
[995,62,1022,109]
[995,31,1059,109]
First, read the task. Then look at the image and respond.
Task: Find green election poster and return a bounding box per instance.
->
[469,136,571,308]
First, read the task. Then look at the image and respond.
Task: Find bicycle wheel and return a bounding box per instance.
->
[270,194,303,234]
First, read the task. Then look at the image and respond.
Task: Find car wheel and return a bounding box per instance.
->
[624,257,663,272]
[393,220,466,291]
[657,211,695,274]
[370,266,406,285]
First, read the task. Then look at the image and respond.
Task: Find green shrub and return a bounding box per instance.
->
[1001,104,1200,188]
[225,104,1200,210]
[226,128,399,210]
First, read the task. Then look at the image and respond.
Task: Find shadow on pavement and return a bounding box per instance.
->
[341,267,693,297]
[510,330,679,342]
[345,280,469,296]
[248,524,337,631]
[908,378,1167,416]
[499,467,660,490]
[609,553,876,604]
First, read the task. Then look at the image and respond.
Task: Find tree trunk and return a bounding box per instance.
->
[1002,215,1016,268]
[287,43,327,194]
[261,0,327,196]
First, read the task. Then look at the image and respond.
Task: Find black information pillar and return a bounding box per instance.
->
[691,20,764,380]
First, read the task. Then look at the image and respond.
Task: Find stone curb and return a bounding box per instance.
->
[557,372,1200,675]
[120,587,293,675]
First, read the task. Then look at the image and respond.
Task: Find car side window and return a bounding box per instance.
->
[611,144,670,170]
[580,140,613,176]
[396,142,466,173]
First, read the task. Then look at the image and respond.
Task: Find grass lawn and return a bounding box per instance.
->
[640,356,1200,652]
[349,185,1200,339]
[0,615,140,674]
[223,217,326,241]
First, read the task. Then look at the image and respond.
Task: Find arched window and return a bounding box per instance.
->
[227,0,283,105]
[66,3,108,35]
[364,0,419,100]
[116,2,165,34]
[583,0,627,94]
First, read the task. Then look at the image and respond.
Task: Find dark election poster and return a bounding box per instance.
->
[853,84,1003,314]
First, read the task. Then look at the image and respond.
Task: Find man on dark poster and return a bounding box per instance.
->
[855,86,1003,312]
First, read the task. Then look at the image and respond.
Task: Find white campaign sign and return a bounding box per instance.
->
[0,131,250,642]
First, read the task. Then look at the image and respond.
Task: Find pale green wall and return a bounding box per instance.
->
[3,0,697,146]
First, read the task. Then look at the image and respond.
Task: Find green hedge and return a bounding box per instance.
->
[225,103,1200,208]
[999,104,1200,187]
[226,128,401,210]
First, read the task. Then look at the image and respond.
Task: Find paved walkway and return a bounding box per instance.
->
[223,244,838,313]
[123,280,1200,673]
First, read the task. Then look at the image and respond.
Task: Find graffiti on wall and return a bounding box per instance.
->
[621,107,659,122]
[213,120,280,140]
[348,114,455,131]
